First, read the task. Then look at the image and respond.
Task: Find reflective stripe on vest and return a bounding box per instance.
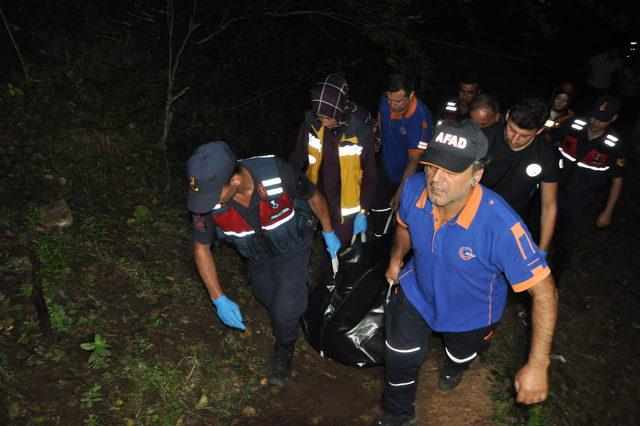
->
[262,177,284,196]
[222,228,255,237]
[559,147,577,162]
[305,126,324,185]
[560,121,617,173]
[210,156,306,259]
[338,144,363,156]
[303,112,365,218]
[576,162,609,171]
[341,205,361,216]
[262,209,296,230]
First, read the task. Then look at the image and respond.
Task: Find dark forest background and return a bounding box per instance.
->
[3,0,638,164]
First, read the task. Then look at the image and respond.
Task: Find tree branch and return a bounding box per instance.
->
[223,70,319,111]
[0,5,30,87]
[195,9,364,45]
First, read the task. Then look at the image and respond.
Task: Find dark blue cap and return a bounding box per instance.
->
[186,141,237,213]
[589,94,620,122]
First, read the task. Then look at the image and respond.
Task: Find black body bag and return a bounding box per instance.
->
[301,236,391,367]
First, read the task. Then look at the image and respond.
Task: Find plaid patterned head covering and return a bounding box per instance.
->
[310,74,350,122]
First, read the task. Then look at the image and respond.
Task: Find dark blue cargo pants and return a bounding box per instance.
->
[246,233,313,345]
[382,286,497,417]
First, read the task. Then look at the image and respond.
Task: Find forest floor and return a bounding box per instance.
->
[2,122,640,424]
[2,30,640,426]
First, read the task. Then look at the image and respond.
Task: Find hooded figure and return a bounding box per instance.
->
[288,73,377,267]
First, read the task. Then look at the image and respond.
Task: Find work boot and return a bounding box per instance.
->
[438,360,467,390]
[370,412,417,426]
[268,341,295,388]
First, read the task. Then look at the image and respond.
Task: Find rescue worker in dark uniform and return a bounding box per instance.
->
[551,95,625,283]
[437,72,481,124]
[289,74,377,249]
[187,142,340,388]
[479,95,560,257]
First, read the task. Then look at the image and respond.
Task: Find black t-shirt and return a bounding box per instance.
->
[191,157,316,245]
[480,122,561,216]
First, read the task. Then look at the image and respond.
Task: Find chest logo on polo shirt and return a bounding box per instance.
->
[400,127,407,135]
[525,163,542,177]
[458,246,475,261]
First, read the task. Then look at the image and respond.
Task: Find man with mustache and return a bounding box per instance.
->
[373,120,558,426]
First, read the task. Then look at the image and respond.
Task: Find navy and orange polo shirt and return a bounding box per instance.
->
[379,95,433,183]
[397,173,550,332]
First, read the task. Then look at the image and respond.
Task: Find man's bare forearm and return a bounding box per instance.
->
[527,275,558,366]
[390,224,412,264]
[308,190,333,233]
[538,182,558,252]
[194,241,223,300]
[602,177,623,216]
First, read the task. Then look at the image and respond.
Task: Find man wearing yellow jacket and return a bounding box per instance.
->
[289,74,377,252]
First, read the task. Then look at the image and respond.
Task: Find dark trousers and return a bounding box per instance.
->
[382,287,496,417]
[246,233,313,345]
[371,159,399,237]
[552,192,595,274]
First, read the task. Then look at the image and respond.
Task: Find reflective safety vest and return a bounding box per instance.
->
[303,110,365,218]
[544,110,575,130]
[210,156,312,259]
[558,117,621,172]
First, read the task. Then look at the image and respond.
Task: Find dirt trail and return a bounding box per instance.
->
[242,313,495,425]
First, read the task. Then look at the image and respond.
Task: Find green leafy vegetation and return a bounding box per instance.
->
[80,334,112,369]
[81,384,104,408]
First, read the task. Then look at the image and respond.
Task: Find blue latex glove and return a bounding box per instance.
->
[212,295,245,330]
[353,212,368,235]
[540,250,548,259]
[322,230,341,258]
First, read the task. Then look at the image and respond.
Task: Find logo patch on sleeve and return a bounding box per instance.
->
[192,214,207,232]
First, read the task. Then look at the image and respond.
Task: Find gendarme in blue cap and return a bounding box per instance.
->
[186,141,237,213]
